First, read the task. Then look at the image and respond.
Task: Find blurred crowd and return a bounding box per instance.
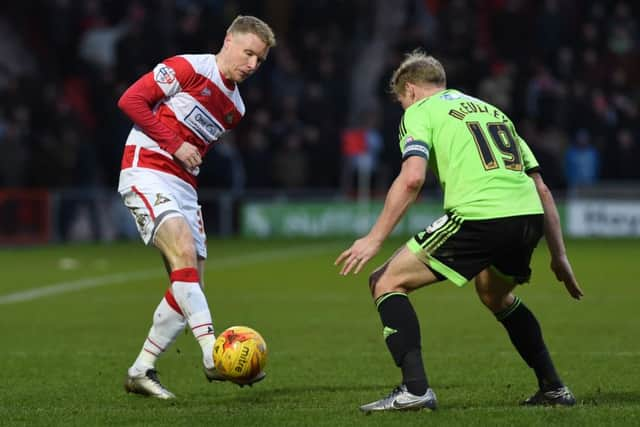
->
[0,0,638,195]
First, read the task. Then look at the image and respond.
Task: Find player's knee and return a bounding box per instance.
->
[368,264,389,296]
[178,246,197,264]
[368,272,379,296]
[477,290,512,313]
[477,291,496,311]
[169,238,197,265]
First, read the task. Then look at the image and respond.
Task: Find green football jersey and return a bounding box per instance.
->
[399,89,543,219]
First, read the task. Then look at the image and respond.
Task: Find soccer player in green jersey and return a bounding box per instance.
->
[335,50,584,412]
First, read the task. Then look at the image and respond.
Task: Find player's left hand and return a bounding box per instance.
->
[550,255,584,300]
[174,142,202,172]
[335,236,382,275]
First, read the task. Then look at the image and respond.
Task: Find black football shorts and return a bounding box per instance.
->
[406,212,544,286]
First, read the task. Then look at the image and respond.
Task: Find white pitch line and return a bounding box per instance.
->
[0,270,158,305]
[0,243,340,305]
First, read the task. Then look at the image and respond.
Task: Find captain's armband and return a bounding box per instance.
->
[402,139,430,161]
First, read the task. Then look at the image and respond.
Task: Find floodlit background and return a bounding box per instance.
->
[0,1,638,425]
[0,0,638,241]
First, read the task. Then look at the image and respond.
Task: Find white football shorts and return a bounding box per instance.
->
[118,168,207,258]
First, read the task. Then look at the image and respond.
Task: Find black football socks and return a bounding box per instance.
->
[376,292,429,395]
[496,296,563,391]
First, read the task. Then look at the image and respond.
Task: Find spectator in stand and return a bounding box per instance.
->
[564,129,599,188]
[603,129,640,180]
[340,110,383,198]
[271,132,309,189]
[0,0,638,205]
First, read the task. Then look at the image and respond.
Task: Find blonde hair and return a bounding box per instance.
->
[227,15,277,48]
[389,50,446,97]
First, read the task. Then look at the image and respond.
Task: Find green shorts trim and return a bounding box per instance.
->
[406,239,468,286]
[427,255,468,286]
[407,242,528,287]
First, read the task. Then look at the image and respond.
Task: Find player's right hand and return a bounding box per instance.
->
[550,255,584,300]
[174,142,202,172]
[335,236,382,275]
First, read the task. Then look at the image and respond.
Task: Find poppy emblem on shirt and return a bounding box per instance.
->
[155,66,176,84]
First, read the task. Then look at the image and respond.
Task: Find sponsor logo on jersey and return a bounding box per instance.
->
[184,106,223,143]
[155,66,176,84]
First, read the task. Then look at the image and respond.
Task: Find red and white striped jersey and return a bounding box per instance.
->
[118,54,245,189]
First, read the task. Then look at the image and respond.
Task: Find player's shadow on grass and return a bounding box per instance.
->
[214,384,640,409]
[214,384,392,405]
[579,389,640,405]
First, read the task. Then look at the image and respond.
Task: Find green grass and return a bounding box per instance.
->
[0,238,638,426]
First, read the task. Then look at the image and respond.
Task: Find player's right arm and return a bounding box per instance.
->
[335,156,427,275]
[117,57,201,169]
[335,109,430,275]
[529,171,584,300]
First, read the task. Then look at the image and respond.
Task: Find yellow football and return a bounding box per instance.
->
[213,326,267,382]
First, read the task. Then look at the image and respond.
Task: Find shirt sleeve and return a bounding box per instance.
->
[398,106,431,161]
[510,123,540,173]
[117,56,195,154]
[151,56,193,97]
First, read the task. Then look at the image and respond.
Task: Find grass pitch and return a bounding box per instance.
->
[0,238,638,426]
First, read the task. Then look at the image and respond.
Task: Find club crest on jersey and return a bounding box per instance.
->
[155,66,176,84]
[154,194,171,206]
[224,112,234,124]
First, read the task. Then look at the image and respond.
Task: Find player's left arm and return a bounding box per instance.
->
[516,131,583,298]
[529,171,584,300]
[508,123,538,173]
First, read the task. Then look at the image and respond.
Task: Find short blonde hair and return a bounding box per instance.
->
[227,15,277,48]
[389,50,446,97]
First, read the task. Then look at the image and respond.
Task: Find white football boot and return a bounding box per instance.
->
[360,384,437,412]
[124,369,175,399]
[521,386,576,406]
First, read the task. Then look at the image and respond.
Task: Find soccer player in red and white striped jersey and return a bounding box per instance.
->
[118,15,276,399]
